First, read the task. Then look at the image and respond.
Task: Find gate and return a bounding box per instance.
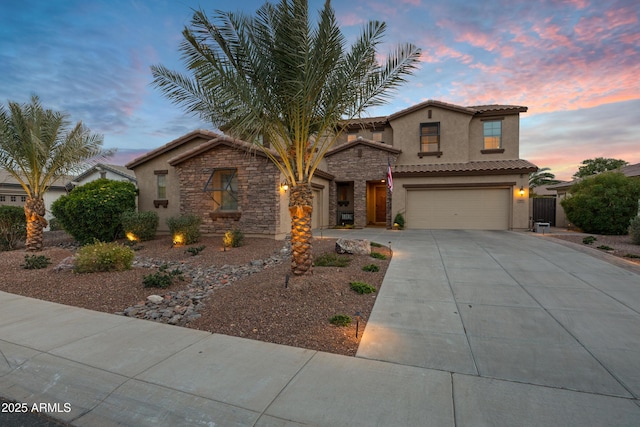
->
[532,197,556,226]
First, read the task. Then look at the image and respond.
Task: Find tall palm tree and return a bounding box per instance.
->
[0,96,111,251]
[151,0,421,275]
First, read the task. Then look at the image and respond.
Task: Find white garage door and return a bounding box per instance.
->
[406,188,510,230]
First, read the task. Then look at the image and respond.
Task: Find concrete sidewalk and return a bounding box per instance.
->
[1,229,640,426]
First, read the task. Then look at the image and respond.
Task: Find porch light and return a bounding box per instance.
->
[280,182,289,191]
[519,186,525,197]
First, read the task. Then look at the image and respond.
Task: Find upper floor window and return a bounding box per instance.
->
[483,121,502,149]
[21,196,26,202]
[372,132,383,142]
[205,168,238,211]
[0,195,5,202]
[347,133,357,143]
[420,123,440,153]
[10,195,16,202]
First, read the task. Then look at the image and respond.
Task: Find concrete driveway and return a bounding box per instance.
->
[322,228,640,424]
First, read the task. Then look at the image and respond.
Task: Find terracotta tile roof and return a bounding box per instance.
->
[467,104,529,114]
[126,129,221,169]
[167,135,277,166]
[393,159,538,176]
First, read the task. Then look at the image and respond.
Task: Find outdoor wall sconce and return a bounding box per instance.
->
[280,182,289,191]
[519,186,525,197]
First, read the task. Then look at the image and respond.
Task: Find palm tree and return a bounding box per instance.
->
[151,0,421,275]
[529,167,561,194]
[0,96,111,251]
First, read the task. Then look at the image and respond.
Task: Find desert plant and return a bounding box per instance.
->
[350,281,376,294]
[393,212,405,229]
[370,252,387,260]
[185,245,206,256]
[52,179,137,244]
[582,236,597,245]
[0,205,27,250]
[74,241,135,273]
[597,245,614,251]
[560,172,640,235]
[166,214,201,245]
[223,229,244,248]
[624,253,640,259]
[629,216,640,245]
[314,252,351,267]
[370,242,383,248]
[362,264,380,272]
[143,265,184,288]
[121,211,159,242]
[329,314,352,327]
[21,254,51,270]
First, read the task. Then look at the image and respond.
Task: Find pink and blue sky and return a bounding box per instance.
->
[1,0,638,180]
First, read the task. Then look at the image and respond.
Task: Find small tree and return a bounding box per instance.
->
[572,157,628,179]
[52,179,136,244]
[561,172,640,235]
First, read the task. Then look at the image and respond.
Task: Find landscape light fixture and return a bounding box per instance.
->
[355,311,362,338]
[280,182,289,191]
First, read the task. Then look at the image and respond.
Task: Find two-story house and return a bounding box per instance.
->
[126,99,537,238]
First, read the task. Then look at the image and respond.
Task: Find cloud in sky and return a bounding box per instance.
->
[0,0,638,180]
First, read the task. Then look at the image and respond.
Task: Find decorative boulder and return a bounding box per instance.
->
[335,238,371,255]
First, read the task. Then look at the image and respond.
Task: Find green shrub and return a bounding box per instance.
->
[223,228,244,247]
[393,212,405,229]
[143,265,184,288]
[21,254,52,270]
[314,252,350,267]
[597,245,614,251]
[185,245,206,256]
[166,214,201,245]
[362,264,380,272]
[52,179,137,244]
[629,216,640,245]
[0,205,26,250]
[329,314,352,327]
[121,211,159,241]
[582,236,597,245]
[350,281,376,294]
[370,252,387,260]
[561,172,640,235]
[624,253,640,259]
[370,242,383,248]
[74,241,135,273]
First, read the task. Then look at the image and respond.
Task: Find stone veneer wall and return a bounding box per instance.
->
[325,145,399,228]
[175,146,281,236]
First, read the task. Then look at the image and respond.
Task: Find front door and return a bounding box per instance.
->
[375,186,386,223]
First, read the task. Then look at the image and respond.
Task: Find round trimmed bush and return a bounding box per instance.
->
[52,179,136,244]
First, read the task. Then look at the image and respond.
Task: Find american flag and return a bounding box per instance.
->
[387,161,393,193]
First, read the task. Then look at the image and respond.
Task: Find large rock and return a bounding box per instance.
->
[335,238,370,255]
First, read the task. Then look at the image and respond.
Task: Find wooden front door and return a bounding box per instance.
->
[375,186,386,223]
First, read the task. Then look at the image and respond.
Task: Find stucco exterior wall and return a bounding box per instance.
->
[130,137,209,233]
[468,114,521,161]
[390,106,473,164]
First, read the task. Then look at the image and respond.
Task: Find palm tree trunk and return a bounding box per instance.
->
[289,183,314,275]
[24,196,48,251]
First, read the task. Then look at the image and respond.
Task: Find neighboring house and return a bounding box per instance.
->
[126,99,536,238]
[0,169,69,228]
[549,162,640,228]
[67,163,137,190]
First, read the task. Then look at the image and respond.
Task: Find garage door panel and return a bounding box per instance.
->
[406,188,510,230]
